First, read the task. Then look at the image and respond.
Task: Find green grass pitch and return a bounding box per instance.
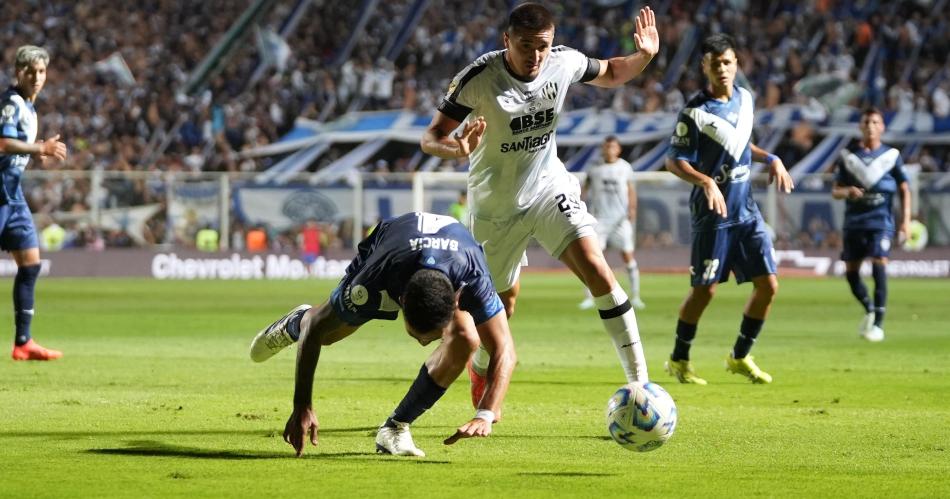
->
[1,273,948,498]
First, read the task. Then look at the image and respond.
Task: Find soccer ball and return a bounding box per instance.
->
[605,382,677,452]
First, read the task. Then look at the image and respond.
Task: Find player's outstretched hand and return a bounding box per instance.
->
[38,134,67,161]
[633,7,659,57]
[453,116,487,157]
[283,406,319,457]
[702,177,727,218]
[767,156,794,193]
[443,417,492,445]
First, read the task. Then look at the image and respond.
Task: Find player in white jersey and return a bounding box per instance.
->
[421,3,660,401]
[579,136,645,311]
[1,46,67,361]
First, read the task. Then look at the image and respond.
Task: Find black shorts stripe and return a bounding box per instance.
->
[598,300,632,320]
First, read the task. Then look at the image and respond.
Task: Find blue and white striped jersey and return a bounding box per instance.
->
[0,87,37,205]
[835,142,907,232]
[668,85,761,232]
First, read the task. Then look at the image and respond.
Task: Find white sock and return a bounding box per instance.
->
[472,344,490,376]
[626,260,641,299]
[594,286,648,383]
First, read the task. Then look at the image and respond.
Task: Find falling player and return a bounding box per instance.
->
[251,212,516,457]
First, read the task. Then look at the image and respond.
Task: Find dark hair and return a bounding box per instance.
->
[508,2,555,33]
[701,33,736,57]
[403,268,455,333]
[604,135,619,144]
[861,107,884,119]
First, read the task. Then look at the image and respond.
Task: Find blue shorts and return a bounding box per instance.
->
[690,219,776,286]
[0,204,38,252]
[841,229,892,261]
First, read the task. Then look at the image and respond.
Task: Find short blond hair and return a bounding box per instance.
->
[15,45,49,70]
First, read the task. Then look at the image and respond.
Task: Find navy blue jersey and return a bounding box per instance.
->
[668,86,761,232]
[0,87,37,205]
[835,142,907,232]
[334,212,503,326]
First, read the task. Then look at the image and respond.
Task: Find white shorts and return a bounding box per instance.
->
[471,172,597,292]
[595,217,635,253]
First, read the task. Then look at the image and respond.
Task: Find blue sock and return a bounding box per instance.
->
[13,264,41,346]
[872,263,887,327]
[385,364,447,426]
[845,270,872,313]
[672,320,697,361]
[733,315,764,359]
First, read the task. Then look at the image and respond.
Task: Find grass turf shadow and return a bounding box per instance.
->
[86,440,451,463]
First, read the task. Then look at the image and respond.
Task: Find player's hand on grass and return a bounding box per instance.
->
[702,177,727,218]
[443,417,492,445]
[37,134,67,161]
[767,156,794,193]
[283,406,319,456]
[453,116,486,157]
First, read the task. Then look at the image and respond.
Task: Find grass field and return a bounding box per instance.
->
[1,273,948,498]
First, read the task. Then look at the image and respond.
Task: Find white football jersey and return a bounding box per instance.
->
[439,46,599,220]
[586,158,634,220]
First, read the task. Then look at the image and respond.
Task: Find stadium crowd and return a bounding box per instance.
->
[3,0,949,250]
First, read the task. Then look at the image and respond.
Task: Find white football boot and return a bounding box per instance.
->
[857,312,874,338]
[861,325,885,342]
[375,421,425,457]
[249,304,311,362]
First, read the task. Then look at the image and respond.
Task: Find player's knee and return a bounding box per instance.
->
[756,279,779,300]
[690,285,715,303]
[500,291,517,318]
[504,300,516,319]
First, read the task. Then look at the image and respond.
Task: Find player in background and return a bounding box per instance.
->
[1,45,67,361]
[663,34,794,385]
[250,212,516,457]
[421,3,659,401]
[448,190,469,227]
[579,135,645,311]
[831,108,910,342]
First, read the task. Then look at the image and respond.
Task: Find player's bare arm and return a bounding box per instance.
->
[750,143,793,193]
[283,303,359,456]
[897,181,912,243]
[628,181,638,221]
[588,7,659,88]
[444,310,516,445]
[0,134,66,160]
[421,113,486,159]
[666,157,727,217]
[831,181,864,200]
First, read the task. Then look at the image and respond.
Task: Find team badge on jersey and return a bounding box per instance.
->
[1,104,14,123]
[671,121,689,147]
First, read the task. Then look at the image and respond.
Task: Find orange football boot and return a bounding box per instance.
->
[12,339,63,361]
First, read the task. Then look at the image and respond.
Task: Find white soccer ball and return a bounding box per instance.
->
[605,382,677,452]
